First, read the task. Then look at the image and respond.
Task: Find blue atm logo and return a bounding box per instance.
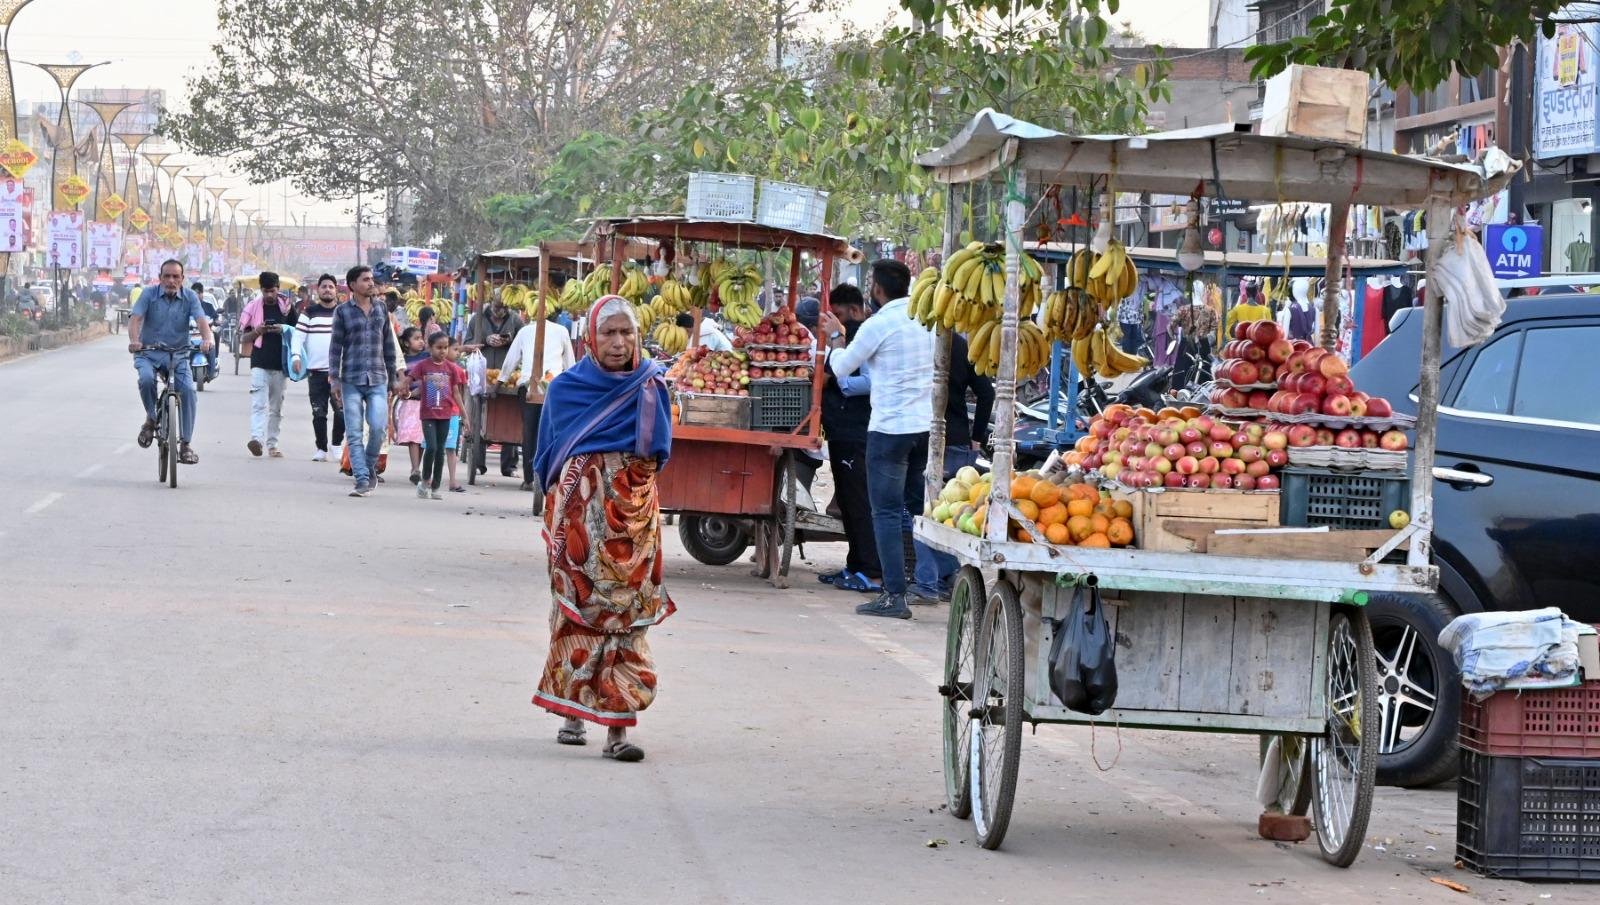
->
[1486,224,1544,278]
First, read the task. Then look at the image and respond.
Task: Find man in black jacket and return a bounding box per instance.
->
[911,330,994,601]
[811,287,880,591]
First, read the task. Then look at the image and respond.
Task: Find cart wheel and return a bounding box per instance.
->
[1258,734,1313,817]
[1311,606,1377,867]
[970,576,1024,850]
[942,566,985,820]
[678,516,750,566]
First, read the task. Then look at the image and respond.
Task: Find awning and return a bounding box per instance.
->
[1026,242,1407,277]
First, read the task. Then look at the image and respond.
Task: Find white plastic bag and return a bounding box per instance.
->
[465,350,487,396]
[1434,230,1505,348]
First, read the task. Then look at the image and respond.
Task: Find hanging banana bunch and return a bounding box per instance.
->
[716,262,764,328]
[966,318,1050,380]
[1070,324,1149,379]
[656,276,694,313]
[650,320,689,355]
[1068,240,1140,309]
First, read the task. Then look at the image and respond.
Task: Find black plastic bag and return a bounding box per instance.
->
[1048,584,1118,715]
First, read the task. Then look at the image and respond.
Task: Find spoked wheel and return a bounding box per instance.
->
[1311,607,1377,867]
[465,399,483,486]
[164,394,180,488]
[941,566,985,819]
[970,576,1024,850]
[1258,734,1313,817]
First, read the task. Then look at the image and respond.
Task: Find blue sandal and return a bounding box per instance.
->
[836,571,883,594]
[818,569,850,586]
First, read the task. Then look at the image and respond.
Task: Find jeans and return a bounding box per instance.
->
[134,351,196,443]
[1119,319,1145,355]
[828,439,880,579]
[249,367,287,447]
[520,395,542,485]
[421,419,451,489]
[913,445,980,596]
[866,430,928,596]
[340,380,388,487]
[308,370,346,451]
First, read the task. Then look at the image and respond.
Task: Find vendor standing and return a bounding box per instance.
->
[463,290,526,476]
[531,296,673,763]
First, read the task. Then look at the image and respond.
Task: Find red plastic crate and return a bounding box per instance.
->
[1460,681,1600,758]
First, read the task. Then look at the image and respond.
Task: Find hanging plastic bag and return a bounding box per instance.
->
[464,350,488,396]
[1434,223,1505,348]
[1047,584,1118,715]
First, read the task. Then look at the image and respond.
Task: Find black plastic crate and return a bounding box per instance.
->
[750,381,812,432]
[1278,465,1410,530]
[1456,749,1600,881]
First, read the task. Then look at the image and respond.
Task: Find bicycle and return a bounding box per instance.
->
[138,345,189,488]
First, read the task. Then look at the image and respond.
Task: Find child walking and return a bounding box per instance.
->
[393,327,428,483]
[408,332,471,499]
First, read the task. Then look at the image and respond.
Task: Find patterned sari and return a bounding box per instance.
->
[532,451,673,727]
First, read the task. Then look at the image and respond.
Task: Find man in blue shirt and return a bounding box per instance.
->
[128,259,213,463]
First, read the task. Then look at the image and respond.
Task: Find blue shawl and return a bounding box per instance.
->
[534,355,672,490]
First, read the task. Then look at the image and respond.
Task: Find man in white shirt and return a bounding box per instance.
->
[820,259,933,620]
[502,306,576,497]
[290,274,344,461]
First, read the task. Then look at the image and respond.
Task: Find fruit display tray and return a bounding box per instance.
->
[744,343,814,352]
[748,377,811,384]
[1288,446,1408,471]
[1212,379,1279,391]
[1205,406,1416,432]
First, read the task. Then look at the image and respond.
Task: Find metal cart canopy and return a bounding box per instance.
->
[917,110,1505,207]
[589,215,861,260]
[1026,242,1407,277]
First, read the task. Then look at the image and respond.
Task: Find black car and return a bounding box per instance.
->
[1351,292,1600,787]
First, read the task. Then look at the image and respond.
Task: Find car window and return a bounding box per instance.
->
[1513,326,1600,426]
[1452,331,1522,415]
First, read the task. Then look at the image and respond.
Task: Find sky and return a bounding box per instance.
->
[1,1,1212,232]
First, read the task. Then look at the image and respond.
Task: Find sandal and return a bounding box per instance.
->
[449,485,466,493]
[602,741,645,762]
[817,568,850,586]
[409,471,421,485]
[137,419,156,449]
[178,445,200,465]
[836,571,883,594]
[556,726,587,746]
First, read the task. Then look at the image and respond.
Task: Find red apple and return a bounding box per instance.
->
[1230,431,1252,449]
[1286,425,1318,448]
[1193,415,1216,434]
[1209,441,1234,460]
[1279,372,1302,393]
[1175,455,1200,475]
[1179,426,1202,445]
[1185,441,1207,457]
[1318,353,1350,379]
[1153,457,1174,474]
[1211,474,1234,489]
[1237,445,1263,464]
[1246,459,1271,477]
[1254,363,1277,384]
[1257,474,1281,490]
[1163,472,1187,488]
[1208,423,1234,442]
[1360,430,1379,449]
[1334,429,1362,448]
[1321,394,1352,417]
[1347,396,1368,417]
[1266,338,1294,364]
[1290,393,1321,415]
[1284,351,1309,375]
[1314,428,1336,446]
[1326,375,1355,396]
[1265,448,1289,467]
[1248,320,1282,347]
[1291,339,1314,352]
[1163,443,1187,461]
[1247,390,1271,410]
[1220,388,1250,408]
[1379,430,1409,451]
[1221,457,1247,476]
[1365,397,1393,418]
[1186,473,1212,489]
[1156,427,1181,446]
[1298,373,1326,397]
[1234,474,1258,491]
[1243,343,1267,363]
[1231,360,1259,384]
[1233,321,1252,340]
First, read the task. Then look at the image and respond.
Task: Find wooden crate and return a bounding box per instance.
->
[1205,527,1408,562]
[1260,64,1368,146]
[677,393,751,430]
[1137,489,1280,553]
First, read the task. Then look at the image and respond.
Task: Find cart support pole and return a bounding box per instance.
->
[1407,202,1451,568]
[531,241,549,404]
[1320,201,1350,351]
[984,159,1025,547]
[926,191,957,510]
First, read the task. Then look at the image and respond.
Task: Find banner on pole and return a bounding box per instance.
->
[89,222,122,269]
[47,211,85,269]
[0,176,26,253]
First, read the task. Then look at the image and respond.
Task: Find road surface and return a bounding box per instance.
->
[0,337,1554,903]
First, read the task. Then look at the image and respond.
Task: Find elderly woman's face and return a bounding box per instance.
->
[596,313,637,371]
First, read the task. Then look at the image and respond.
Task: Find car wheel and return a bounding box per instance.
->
[1368,592,1461,788]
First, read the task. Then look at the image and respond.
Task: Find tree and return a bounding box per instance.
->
[161,0,779,256]
[1245,0,1569,91]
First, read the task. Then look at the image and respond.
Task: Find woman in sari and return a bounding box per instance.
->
[531,296,673,762]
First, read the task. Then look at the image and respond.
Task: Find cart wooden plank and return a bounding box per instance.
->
[1179,597,1237,712]
[1228,598,1319,718]
[1108,591,1183,710]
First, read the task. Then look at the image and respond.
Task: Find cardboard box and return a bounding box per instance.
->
[1260,65,1369,146]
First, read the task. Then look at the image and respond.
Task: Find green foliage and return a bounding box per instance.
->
[1245,0,1566,92]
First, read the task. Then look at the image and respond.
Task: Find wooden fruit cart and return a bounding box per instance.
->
[913,112,1511,862]
[589,216,861,586]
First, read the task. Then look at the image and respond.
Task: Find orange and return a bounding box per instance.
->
[1066,499,1094,519]
[1112,499,1134,520]
[1029,481,1061,507]
[1045,523,1072,545]
[968,481,990,506]
[1093,501,1117,519]
[1013,527,1031,543]
[1010,475,1037,501]
[1070,483,1099,503]
[1080,533,1112,548]
[1038,503,1068,526]
[1179,406,1202,419]
[1067,514,1094,542]
[1090,513,1111,535]
[1015,499,1040,522]
[1107,518,1135,547]
[1035,521,1049,537]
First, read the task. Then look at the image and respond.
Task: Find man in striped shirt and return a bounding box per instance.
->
[290,273,345,461]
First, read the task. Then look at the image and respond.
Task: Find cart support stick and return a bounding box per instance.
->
[926,190,957,510]
[1320,201,1350,351]
[984,160,1025,546]
[1408,202,1450,568]
[531,241,549,403]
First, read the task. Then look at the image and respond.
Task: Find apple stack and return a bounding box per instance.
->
[666,346,752,397]
[735,308,816,383]
[1211,320,1294,411]
[1067,403,1290,491]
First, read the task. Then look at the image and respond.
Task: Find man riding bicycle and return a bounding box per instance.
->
[128,259,213,464]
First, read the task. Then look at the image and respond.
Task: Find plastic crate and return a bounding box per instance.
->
[1461,681,1600,758]
[1456,749,1600,881]
[1278,465,1410,530]
[750,381,812,432]
[756,179,829,234]
[686,172,757,222]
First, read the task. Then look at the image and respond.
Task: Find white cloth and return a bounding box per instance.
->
[1439,607,1583,698]
[826,296,933,435]
[502,320,575,387]
[698,319,733,351]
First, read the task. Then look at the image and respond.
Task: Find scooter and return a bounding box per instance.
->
[190,320,215,391]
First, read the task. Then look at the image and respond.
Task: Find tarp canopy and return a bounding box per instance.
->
[917,109,1509,208]
[1026,242,1407,277]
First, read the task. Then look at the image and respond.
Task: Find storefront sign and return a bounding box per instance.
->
[1535,22,1600,158]
[387,245,441,275]
[1206,198,1249,221]
[1485,224,1544,279]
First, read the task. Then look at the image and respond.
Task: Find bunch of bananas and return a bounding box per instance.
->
[402,290,453,326]
[635,301,657,334]
[968,319,1049,379]
[1041,288,1100,344]
[699,258,732,293]
[908,242,1042,330]
[650,321,689,355]
[1071,326,1149,379]
[1068,240,1140,308]
[619,264,650,302]
[657,277,694,313]
[500,284,551,318]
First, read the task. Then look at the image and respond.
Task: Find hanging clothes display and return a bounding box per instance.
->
[1360,277,1387,358]
[1145,273,1184,368]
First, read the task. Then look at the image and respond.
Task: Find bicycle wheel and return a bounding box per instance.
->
[941,566,984,819]
[165,393,180,488]
[971,576,1024,850]
[1311,607,1377,867]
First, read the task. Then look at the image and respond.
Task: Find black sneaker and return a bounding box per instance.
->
[856,593,913,620]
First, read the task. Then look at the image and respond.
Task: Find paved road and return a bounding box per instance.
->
[0,338,1551,903]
